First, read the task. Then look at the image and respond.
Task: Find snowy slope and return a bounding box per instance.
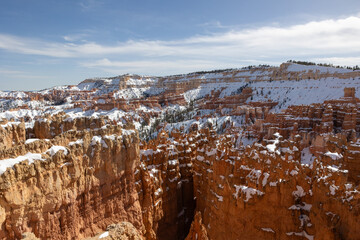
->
[247,77,360,111]
[0,91,27,99]
[287,64,354,74]
[183,82,248,102]
[1,62,360,121]
[181,63,360,111]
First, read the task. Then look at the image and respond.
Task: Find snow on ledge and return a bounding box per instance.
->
[261,228,275,233]
[0,144,71,175]
[286,230,314,240]
[266,132,281,153]
[98,231,109,239]
[0,152,44,175]
[69,139,84,146]
[324,151,342,160]
[46,146,69,157]
[25,138,40,144]
[292,185,306,198]
[234,184,264,202]
[91,136,108,148]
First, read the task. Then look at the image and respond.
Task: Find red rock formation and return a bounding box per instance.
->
[0,122,26,149]
[185,212,208,240]
[186,130,360,240]
[200,87,252,110]
[0,123,144,239]
[137,130,195,240]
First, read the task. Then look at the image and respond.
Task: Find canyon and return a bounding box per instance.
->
[0,62,360,240]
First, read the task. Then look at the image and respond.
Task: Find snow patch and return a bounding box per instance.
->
[324,151,342,160]
[98,231,109,239]
[25,138,40,144]
[46,146,68,157]
[293,185,306,198]
[261,228,275,233]
[234,185,264,202]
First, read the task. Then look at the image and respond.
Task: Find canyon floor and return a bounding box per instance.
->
[0,62,360,240]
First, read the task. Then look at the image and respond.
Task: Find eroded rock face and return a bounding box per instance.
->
[136,130,195,240]
[0,122,26,149]
[21,232,40,240]
[0,118,196,240]
[185,212,208,240]
[187,130,360,240]
[0,123,144,239]
[1,105,360,240]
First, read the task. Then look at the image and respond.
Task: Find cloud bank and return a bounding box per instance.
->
[0,14,360,75]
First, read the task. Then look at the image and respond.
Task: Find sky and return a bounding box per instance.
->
[1,0,360,91]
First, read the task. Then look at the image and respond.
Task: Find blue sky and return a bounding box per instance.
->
[1,0,360,91]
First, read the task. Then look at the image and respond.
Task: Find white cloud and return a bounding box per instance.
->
[0,34,74,57]
[0,69,23,75]
[79,0,103,11]
[81,58,249,75]
[0,14,360,74]
[63,33,88,42]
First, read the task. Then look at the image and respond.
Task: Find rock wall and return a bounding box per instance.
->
[0,119,197,240]
[185,212,208,240]
[0,122,26,150]
[187,129,360,240]
[0,122,144,239]
[137,130,195,240]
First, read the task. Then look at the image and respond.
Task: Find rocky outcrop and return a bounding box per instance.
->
[0,122,26,150]
[21,232,40,240]
[87,222,143,240]
[0,124,143,239]
[185,212,208,240]
[187,130,360,240]
[0,119,196,240]
[137,130,195,240]
[32,113,108,139]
